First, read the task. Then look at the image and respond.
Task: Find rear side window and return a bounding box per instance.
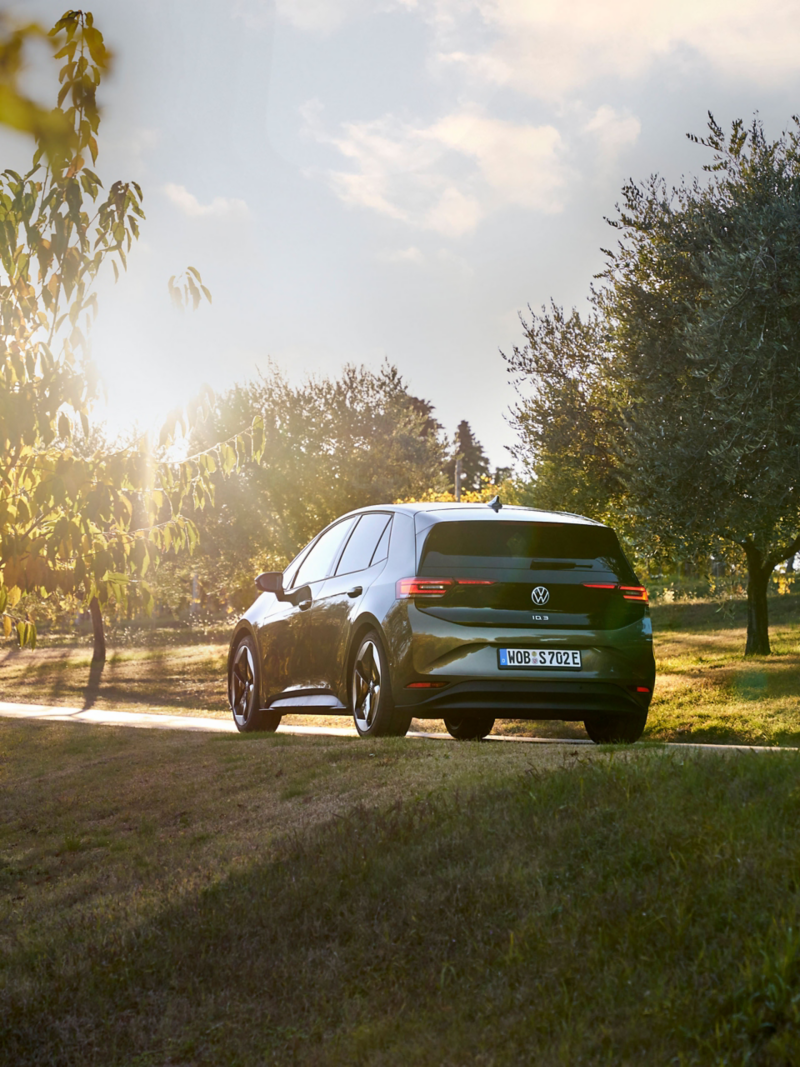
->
[419,521,636,581]
[371,518,391,565]
[336,514,391,576]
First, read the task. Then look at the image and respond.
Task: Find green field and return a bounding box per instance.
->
[3,720,800,1065]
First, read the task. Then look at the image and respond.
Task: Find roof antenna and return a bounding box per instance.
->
[487,495,502,513]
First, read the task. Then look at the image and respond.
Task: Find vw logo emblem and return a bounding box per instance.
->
[531,586,550,606]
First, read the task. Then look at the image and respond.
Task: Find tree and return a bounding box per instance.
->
[184,361,447,608]
[507,114,800,655]
[0,11,258,657]
[505,306,627,522]
[444,420,491,493]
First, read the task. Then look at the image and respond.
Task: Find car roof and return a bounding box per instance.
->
[341,502,605,527]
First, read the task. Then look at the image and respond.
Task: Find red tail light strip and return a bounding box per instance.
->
[395,578,495,599]
[583,582,649,603]
[620,586,649,602]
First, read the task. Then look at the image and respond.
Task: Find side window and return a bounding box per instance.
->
[282,539,314,589]
[370,516,392,565]
[293,519,355,587]
[335,514,391,576]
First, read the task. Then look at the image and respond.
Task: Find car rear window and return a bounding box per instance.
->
[419,520,636,580]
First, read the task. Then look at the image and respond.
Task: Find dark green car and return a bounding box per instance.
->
[228,501,655,743]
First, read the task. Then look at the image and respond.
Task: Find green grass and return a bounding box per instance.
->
[4,720,800,1064]
[646,594,800,746]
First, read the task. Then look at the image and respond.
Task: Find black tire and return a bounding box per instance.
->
[229,634,282,733]
[443,712,495,741]
[584,711,647,744]
[351,632,412,738]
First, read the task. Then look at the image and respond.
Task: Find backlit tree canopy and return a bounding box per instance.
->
[0,11,257,651]
[507,115,800,655]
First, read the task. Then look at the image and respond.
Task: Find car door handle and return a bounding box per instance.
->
[299,599,312,610]
[347,586,363,598]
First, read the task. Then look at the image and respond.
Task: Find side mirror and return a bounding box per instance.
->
[255,572,284,597]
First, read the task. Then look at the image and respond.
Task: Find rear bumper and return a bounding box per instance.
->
[398,679,651,720]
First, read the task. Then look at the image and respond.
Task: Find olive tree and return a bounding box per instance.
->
[508,115,800,655]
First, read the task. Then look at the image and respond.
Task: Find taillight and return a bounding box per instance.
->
[405,681,447,689]
[583,582,649,603]
[621,586,648,602]
[396,578,453,598]
[395,577,496,599]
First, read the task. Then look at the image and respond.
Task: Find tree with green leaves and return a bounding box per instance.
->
[505,306,626,522]
[444,420,491,493]
[507,114,800,655]
[184,361,447,609]
[0,11,258,658]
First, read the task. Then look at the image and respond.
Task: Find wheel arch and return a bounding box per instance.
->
[342,613,388,705]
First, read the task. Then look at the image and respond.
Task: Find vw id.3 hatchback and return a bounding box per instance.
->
[227,501,655,743]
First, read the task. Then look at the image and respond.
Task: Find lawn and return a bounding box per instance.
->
[2,595,799,745]
[3,719,800,1065]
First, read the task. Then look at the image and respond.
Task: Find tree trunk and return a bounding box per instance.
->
[89,596,106,664]
[743,546,772,656]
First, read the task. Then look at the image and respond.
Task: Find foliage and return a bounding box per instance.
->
[0,12,82,169]
[507,114,800,654]
[443,419,491,493]
[505,305,625,522]
[183,361,447,609]
[397,476,528,507]
[0,11,257,648]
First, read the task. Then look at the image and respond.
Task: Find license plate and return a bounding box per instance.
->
[498,648,582,670]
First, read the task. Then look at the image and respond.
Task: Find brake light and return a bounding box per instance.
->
[621,586,649,602]
[584,583,617,589]
[396,578,453,598]
[395,578,495,598]
[405,681,447,689]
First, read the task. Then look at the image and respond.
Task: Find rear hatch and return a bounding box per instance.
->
[413,519,646,630]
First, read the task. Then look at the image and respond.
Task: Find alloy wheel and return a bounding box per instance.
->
[353,639,382,732]
[231,641,256,727]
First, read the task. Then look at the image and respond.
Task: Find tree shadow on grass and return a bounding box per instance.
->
[81,659,105,711]
[6,754,800,1067]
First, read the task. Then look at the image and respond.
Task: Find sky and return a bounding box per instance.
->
[6,0,800,467]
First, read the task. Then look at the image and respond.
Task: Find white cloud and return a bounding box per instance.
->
[305,107,567,236]
[274,0,391,33]
[163,184,250,219]
[582,105,641,168]
[378,246,425,263]
[432,0,800,99]
[429,111,567,212]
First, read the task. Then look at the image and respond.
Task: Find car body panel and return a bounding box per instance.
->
[230,502,656,725]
